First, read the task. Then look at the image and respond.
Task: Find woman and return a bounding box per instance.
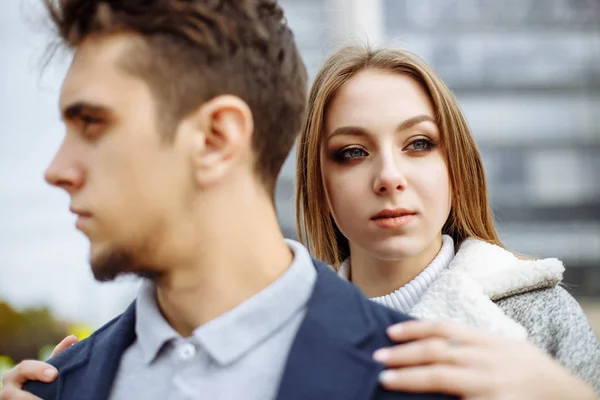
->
[296,44,600,394]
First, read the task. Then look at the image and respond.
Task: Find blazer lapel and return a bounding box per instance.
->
[59,301,137,400]
[276,260,385,400]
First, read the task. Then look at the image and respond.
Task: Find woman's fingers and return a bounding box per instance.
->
[1,361,57,388]
[378,364,487,395]
[50,335,78,358]
[373,337,464,367]
[376,320,598,400]
[386,319,499,347]
[0,385,45,400]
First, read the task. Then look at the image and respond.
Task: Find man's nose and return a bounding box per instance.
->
[44,139,85,193]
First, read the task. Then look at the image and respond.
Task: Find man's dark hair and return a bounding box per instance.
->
[44,0,307,194]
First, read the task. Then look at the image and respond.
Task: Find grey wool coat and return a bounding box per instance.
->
[405,238,600,393]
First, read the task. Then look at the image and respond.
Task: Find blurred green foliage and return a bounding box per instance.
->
[0,301,96,387]
[0,355,15,387]
[0,301,70,363]
[0,301,98,386]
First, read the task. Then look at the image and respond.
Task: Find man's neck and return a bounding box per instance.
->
[154,194,293,337]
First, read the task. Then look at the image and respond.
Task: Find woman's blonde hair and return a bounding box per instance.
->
[296,45,503,268]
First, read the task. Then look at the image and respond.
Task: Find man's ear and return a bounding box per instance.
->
[180,95,254,186]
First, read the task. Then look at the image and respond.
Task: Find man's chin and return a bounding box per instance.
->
[90,247,164,283]
[91,253,129,282]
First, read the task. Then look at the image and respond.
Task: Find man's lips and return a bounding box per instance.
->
[71,209,92,231]
[70,208,92,218]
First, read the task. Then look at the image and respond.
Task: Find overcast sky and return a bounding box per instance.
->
[0,0,139,327]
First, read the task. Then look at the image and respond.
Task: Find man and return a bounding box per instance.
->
[0,0,452,399]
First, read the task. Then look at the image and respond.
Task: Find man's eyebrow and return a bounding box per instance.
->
[61,101,111,121]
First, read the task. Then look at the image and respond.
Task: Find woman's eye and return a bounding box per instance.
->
[406,138,435,151]
[347,148,368,157]
[335,147,369,161]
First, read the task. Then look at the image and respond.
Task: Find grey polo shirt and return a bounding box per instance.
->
[108,239,317,400]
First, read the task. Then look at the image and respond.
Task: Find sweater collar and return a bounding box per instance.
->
[338,235,455,314]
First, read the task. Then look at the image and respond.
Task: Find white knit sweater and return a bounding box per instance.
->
[338,235,454,314]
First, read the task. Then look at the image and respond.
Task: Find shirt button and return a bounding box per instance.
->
[177,342,196,361]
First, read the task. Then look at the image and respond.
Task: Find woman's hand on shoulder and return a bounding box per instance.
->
[0,335,78,400]
[374,320,597,399]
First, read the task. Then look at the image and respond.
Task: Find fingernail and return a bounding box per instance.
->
[387,324,403,336]
[378,370,395,384]
[43,368,58,380]
[372,348,390,362]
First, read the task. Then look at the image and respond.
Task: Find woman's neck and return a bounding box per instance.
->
[348,235,445,298]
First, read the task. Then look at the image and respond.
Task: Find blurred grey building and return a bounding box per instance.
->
[276,0,600,296]
[0,0,597,330]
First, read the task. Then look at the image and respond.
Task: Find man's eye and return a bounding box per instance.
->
[81,115,101,126]
[79,115,103,138]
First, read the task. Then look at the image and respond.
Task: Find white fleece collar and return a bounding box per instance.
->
[411,238,564,340]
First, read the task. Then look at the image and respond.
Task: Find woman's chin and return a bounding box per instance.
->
[362,236,426,261]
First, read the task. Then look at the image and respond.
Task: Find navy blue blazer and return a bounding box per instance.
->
[24,259,454,399]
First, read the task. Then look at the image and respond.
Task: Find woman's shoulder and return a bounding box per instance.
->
[451,238,565,300]
[495,284,588,334]
[495,285,600,391]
